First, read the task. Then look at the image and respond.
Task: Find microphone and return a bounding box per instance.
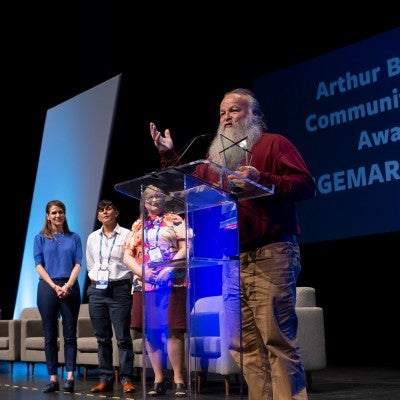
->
[171,133,214,166]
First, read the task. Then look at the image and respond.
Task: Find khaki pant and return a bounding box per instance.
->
[230,241,308,400]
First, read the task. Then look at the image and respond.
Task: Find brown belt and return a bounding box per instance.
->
[240,233,298,253]
[90,279,131,287]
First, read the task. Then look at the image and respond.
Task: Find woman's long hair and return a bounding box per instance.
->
[40,199,73,239]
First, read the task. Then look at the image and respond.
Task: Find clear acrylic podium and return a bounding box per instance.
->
[114,160,274,399]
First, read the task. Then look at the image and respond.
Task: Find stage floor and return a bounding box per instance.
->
[0,361,399,399]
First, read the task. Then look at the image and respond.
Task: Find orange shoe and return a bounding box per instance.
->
[90,382,113,392]
[123,381,136,393]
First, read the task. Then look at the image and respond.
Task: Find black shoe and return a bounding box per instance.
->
[63,379,74,393]
[42,381,60,393]
[148,381,166,396]
[175,383,187,397]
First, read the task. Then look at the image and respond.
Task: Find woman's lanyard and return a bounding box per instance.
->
[145,219,163,262]
[145,222,161,248]
[99,232,117,270]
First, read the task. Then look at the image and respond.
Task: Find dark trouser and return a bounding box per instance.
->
[37,279,81,375]
[87,280,134,383]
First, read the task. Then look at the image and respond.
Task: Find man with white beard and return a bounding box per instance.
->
[149,88,315,400]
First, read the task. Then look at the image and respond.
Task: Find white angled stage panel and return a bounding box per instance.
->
[14,74,121,318]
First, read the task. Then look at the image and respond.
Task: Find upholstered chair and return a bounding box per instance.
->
[0,318,21,374]
[75,303,120,381]
[189,286,327,394]
[19,307,63,375]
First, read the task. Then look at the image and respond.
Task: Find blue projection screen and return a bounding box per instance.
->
[253,28,399,244]
[14,74,121,318]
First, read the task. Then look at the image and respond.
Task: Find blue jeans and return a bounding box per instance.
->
[86,281,134,383]
[37,279,81,375]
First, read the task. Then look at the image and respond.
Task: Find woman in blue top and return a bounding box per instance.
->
[34,200,82,393]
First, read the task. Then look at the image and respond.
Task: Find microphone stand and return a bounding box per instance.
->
[170,133,214,167]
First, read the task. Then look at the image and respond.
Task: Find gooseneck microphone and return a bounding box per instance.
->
[170,133,214,167]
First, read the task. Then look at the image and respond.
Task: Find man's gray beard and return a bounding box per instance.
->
[207,118,262,170]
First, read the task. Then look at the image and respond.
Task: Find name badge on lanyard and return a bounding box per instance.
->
[96,268,110,289]
[148,246,163,262]
[96,233,116,289]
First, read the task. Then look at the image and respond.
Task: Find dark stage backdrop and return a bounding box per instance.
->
[3,9,399,368]
[253,28,400,244]
[250,28,399,366]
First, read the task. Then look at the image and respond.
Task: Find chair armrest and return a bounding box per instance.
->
[296,307,327,371]
[9,320,21,359]
[0,320,21,336]
[20,318,44,361]
[0,320,21,359]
